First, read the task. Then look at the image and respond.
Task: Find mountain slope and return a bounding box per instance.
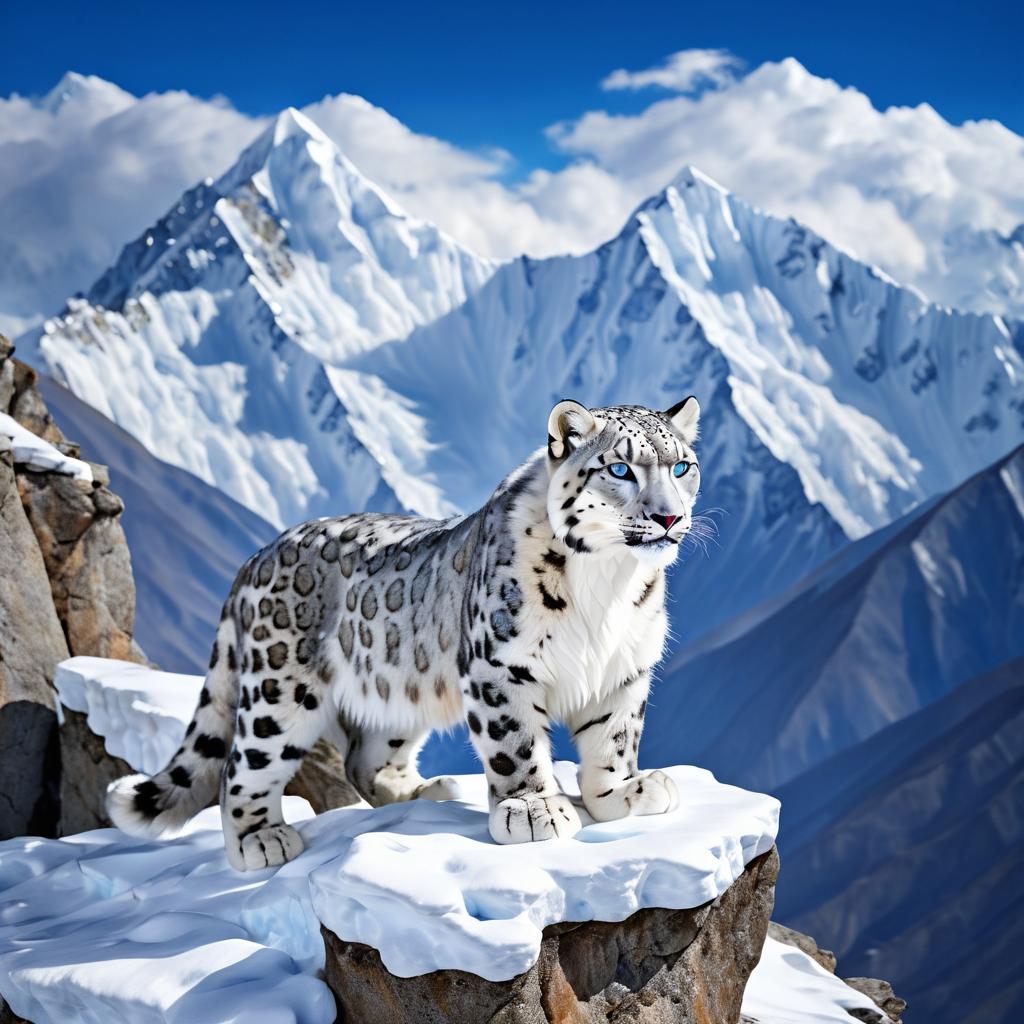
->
[358,167,1024,536]
[23,109,493,528]
[774,658,1024,1024]
[37,375,277,673]
[642,444,1024,790]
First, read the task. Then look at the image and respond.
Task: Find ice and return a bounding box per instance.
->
[0,411,92,482]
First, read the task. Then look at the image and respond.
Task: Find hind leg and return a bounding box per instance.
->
[344,726,458,807]
[221,672,330,871]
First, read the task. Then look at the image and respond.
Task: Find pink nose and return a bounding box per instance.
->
[651,513,677,532]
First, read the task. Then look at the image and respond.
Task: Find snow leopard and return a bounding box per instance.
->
[108,397,702,870]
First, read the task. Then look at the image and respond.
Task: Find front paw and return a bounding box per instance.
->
[227,823,304,871]
[490,793,582,844]
[584,769,679,822]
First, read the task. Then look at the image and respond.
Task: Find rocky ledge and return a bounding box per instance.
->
[322,848,779,1024]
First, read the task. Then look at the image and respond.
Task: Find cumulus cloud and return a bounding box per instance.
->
[0,75,262,333]
[601,48,743,93]
[2,56,1023,334]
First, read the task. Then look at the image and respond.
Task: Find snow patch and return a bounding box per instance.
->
[0,412,93,482]
[743,936,888,1023]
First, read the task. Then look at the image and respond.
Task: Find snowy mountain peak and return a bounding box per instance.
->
[271,105,323,146]
[24,103,496,528]
[663,163,725,196]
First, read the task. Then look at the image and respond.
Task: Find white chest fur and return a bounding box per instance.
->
[525,550,667,718]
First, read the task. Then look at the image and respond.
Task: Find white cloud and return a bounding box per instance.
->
[0,76,262,332]
[0,76,612,334]
[602,48,743,93]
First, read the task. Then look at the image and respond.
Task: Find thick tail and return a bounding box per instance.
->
[107,615,239,838]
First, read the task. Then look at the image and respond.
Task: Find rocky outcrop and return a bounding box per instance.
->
[57,707,134,836]
[0,433,68,838]
[843,978,907,1023]
[0,334,146,838]
[768,922,906,1023]
[766,920,837,974]
[321,846,778,1024]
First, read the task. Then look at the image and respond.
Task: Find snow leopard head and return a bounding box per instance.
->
[545,398,701,565]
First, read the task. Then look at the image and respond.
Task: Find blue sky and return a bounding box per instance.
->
[3,0,1021,174]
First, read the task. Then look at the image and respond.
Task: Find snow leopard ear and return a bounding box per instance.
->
[548,399,598,459]
[665,396,700,445]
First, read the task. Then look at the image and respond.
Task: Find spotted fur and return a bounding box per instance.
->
[107,398,702,869]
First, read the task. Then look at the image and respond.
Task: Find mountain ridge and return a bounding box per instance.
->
[20,111,1024,645]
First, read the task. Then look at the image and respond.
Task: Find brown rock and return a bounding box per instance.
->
[322,846,779,1024]
[0,436,70,839]
[58,707,135,834]
[767,921,837,974]
[6,355,63,445]
[0,336,148,839]
[16,467,146,663]
[844,978,907,1023]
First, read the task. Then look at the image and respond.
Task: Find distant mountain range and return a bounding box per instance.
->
[643,444,1023,1022]
[21,109,1024,647]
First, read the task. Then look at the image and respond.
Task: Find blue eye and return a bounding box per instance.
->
[673,461,691,478]
[608,462,632,479]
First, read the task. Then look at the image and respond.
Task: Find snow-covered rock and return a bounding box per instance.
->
[0,758,778,1023]
[55,657,202,777]
[21,108,494,528]
[743,936,889,1023]
[0,411,91,482]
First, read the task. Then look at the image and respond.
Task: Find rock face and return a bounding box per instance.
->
[0,432,68,838]
[57,707,134,836]
[0,334,146,838]
[321,846,778,1024]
